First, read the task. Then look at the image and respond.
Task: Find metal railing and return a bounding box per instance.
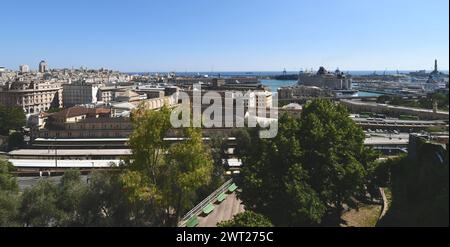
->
[178,178,234,226]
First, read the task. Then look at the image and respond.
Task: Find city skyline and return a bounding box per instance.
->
[4,61,450,73]
[1,0,449,71]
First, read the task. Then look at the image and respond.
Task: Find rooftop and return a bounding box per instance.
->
[8,159,121,168]
[9,149,131,156]
[49,106,110,118]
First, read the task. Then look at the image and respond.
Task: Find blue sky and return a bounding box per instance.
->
[1,0,448,72]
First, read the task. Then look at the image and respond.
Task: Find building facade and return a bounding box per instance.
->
[62,82,99,107]
[39,60,49,73]
[19,64,30,73]
[37,117,132,139]
[0,80,62,114]
[278,85,332,100]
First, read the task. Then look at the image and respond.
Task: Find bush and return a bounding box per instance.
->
[218,211,273,227]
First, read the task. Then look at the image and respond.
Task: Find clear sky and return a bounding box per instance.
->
[1,0,448,72]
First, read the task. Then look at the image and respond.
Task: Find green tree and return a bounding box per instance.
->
[20,180,62,226]
[235,99,378,226]
[118,170,161,226]
[0,105,26,136]
[0,159,18,193]
[378,92,449,111]
[8,132,25,151]
[378,147,449,226]
[128,106,171,175]
[430,92,449,110]
[164,127,213,223]
[0,159,20,226]
[299,99,374,213]
[125,106,173,225]
[207,133,228,189]
[77,170,148,226]
[196,133,228,201]
[56,169,88,226]
[235,113,326,226]
[376,95,392,104]
[125,106,214,225]
[78,170,124,226]
[218,211,273,227]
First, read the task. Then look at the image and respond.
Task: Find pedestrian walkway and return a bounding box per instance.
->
[197,192,245,227]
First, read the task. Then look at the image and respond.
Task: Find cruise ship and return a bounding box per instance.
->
[298,67,352,90]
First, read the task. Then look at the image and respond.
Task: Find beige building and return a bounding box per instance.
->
[140,94,179,110]
[45,106,111,128]
[19,64,30,73]
[37,117,132,139]
[185,88,273,109]
[0,80,62,114]
[114,89,146,102]
[35,106,130,139]
[97,86,132,103]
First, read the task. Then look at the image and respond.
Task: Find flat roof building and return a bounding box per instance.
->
[62,81,99,107]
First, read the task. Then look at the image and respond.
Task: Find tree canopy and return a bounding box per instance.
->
[378,142,449,226]
[125,106,214,225]
[20,180,61,226]
[218,211,273,227]
[0,105,26,136]
[7,132,25,151]
[0,159,20,226]
[234,99,378,226]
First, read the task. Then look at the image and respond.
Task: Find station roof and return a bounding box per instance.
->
[9,149,131,156]
[8,159,121,168]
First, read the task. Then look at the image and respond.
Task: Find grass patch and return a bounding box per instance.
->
[341,203,382,227]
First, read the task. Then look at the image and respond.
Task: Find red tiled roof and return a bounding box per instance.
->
[50,106,110,118]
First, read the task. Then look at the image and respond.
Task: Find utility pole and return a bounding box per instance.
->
[54,137,58,168]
